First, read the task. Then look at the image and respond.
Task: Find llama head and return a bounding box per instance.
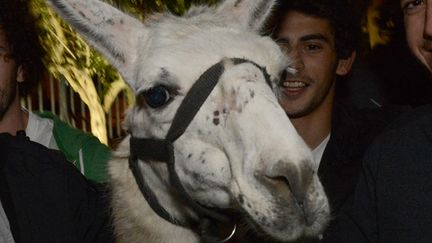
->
[46,0,330,241]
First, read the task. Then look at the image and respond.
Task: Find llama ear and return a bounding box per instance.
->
[46,0,148,87]
[217,0,276,32]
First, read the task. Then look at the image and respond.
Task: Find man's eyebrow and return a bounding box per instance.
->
[274,37,290,44]
[299,34,329,42]
[275,34,330,44]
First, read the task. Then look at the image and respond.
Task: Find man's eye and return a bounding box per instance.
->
[305,44,322,52]
[276,40,292,53]
[143,85,172,108]
[402,0,425,14]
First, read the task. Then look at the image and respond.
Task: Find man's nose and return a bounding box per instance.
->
[290,50,305,71]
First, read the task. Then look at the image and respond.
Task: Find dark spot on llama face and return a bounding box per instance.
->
[238,194,245,204]
[190,171,206,184]
[106,18,115,25]
[213,110,221,126]
[160,68,170,80]
[187,153,192,159]
[201,160,206,164]
[249,89,255,98]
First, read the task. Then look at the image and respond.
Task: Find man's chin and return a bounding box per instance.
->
[283,101,320,119]
[286,108,313,119]
[418,50,432,73]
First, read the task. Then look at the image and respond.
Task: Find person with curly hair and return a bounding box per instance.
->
[0,0,43,121]
[0,0,111,183]
[0,1,114,241]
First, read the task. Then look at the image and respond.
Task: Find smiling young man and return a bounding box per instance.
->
[263,0,404,240]
[325,0,432,242]
[274,9,355,153]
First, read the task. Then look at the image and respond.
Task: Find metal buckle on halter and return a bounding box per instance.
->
[218,223,237,243]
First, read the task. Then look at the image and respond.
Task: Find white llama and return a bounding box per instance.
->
[46,0,330,242]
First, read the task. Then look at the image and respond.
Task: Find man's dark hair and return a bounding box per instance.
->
[264,0,361,59]
[0,0,45,96]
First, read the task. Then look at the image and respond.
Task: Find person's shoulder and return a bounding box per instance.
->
[378,104,432,136]
[334,101,407,122]
[0,132,74,174]
[35,111,109,151]
[363,104,432,161]
[361,105,432,177]
[357,103,410,123]
[35,112,111,182]
[333,101,409,138]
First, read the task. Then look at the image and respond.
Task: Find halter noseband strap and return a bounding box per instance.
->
[129,58,271,241]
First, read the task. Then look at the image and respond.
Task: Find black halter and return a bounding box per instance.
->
[129,57,271,242]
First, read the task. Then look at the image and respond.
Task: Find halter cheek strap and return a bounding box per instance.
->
[129,58,271,241]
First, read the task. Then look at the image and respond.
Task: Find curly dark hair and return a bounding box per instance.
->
[264,0,361,60]
[0,0,45,96]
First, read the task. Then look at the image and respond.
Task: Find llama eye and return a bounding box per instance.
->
[144,85,171,108]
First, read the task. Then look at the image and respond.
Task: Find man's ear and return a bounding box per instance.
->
[17,65,25,83]
[336,51,356,76]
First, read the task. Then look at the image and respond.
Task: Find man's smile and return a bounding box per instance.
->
[280,79,310,96]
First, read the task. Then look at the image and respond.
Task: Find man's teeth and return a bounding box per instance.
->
[282,81,307,88]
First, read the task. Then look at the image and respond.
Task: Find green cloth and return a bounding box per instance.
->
[37,112,111,182]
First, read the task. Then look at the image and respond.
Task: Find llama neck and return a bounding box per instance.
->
[138,200,200,243]
[110,150,201,242]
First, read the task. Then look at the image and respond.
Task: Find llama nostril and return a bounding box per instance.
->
[264,160,314,206]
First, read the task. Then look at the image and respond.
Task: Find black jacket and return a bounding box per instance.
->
[0,132,113,243]
[318,102,405,240]
[324,105,432,243]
